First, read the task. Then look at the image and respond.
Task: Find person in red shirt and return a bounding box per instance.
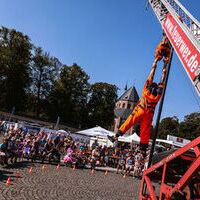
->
[108,66,166,156]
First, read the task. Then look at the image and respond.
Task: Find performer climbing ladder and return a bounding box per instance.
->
[152,32,171,68]
[108,35,171,156]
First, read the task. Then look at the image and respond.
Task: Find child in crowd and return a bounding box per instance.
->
[23,140,32,160]
[15,139,23,161]
[63,141,76,166]
[125,154,134,176]
[117,154,126,175]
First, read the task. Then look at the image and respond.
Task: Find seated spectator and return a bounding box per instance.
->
[79,143,86,152]
[63,141,76,167]
[117,154,125,175]
[92,139,99,150]
[39,131,46,138]
[133,153,142,178]
[0,138,8,165]
[31,137,41,161]
[100,145,106,166]
[42,139,54,163]
[104,148,110,166]
[90,147,100,170]
[53,133,61,147]
[15,139,23,162]
[39,135,47,154]
[23,140,32,160]
[125,154,134,176]
[7,136,17,163]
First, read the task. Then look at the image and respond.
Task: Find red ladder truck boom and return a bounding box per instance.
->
[140,1,200,199]
[148,0,200,97]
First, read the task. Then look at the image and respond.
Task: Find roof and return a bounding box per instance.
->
[118,86,139,103]
[114,108,132,119]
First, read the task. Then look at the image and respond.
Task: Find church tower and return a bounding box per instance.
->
[113,86,139,135]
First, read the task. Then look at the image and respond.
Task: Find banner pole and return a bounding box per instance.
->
[142,48,174,196]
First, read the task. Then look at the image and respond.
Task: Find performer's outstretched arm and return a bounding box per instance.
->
[160,67,167,84]
[148,66,156,82]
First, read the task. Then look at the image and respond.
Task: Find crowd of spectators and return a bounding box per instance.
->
[0,122,152,178]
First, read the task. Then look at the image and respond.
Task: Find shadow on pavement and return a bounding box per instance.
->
[0,160,34,182]
[0,169,13,182]
[3,160,33,170]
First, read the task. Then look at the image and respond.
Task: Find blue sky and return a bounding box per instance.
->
[0,0,199,123]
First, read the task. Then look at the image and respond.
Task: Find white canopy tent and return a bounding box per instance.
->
[118,133,140,143]
[156,138,174,145]
[77,126,141,146]
[76,126,115,137]
[57,130,68,136]
[106,132,140,147]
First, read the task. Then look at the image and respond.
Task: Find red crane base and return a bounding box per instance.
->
[140,136,200,200]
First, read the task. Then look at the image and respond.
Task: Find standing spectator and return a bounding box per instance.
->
[92,139,99,150]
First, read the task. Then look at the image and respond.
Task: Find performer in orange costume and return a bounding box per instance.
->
[108,66,167,155]
[152,33,171,68]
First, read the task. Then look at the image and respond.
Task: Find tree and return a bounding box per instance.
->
[158,116,179,139]
[0,27,32,111]
[179,112,200,140]
[47,63,90,126]
[87,82,118,128]
[31,47,61,117]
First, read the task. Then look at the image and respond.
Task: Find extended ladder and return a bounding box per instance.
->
[147,0,200,97]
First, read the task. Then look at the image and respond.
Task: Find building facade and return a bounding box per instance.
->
[113,86,139,135]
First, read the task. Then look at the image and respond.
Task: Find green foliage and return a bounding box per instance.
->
[31,47,61,116]
[87,82,118,128]
[158,113,200,140]
[0,27,32,111]
[158,116,179,139]
[0,26,199,133]
[47,63,90,126]
[179,112,200,140]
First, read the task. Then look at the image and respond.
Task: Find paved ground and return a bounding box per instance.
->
[0,161,142,200]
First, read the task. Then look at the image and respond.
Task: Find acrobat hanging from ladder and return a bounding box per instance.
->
[108,34,171,157]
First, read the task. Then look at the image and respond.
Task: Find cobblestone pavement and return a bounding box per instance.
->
[0,162,141,200]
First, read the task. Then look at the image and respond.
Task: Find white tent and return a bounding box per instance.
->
[57,130,68,135]
[76,126,115,137]
[118,133,140,143]
[156,138,173,145]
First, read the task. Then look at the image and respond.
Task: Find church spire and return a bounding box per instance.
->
[124,81,128,91]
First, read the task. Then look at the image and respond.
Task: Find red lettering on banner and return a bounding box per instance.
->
[163,13,200,80]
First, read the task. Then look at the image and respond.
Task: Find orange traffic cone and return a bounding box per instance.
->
[123,173,126,179]
[56,164,60,169]
[73,165,76,171]
[16,170,20,178]
[91,169,94,174]
[5,177,11,185]
[105,170,108,175]
[42,165,45,170]
[29,167,33,173]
